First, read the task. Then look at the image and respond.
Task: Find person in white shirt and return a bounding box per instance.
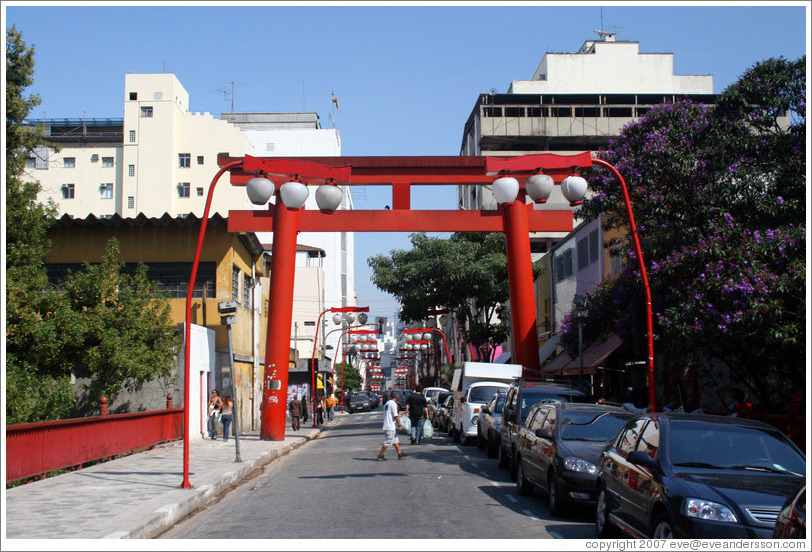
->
[377,391,407,461]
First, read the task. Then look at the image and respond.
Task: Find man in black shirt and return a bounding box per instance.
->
[405,385,430,444]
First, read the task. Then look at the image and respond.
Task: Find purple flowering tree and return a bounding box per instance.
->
[572,56,805,411]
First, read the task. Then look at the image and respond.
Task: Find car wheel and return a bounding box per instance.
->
[595,484,619,538]
[498,443,509,469]
[486,432,498,458]
[516,459,533,496]
[547,471,567,517]
[452,424,460,443]
[651,512,675,539]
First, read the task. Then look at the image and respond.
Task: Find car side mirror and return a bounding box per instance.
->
[626,450,660,471]
[481,406,490,415]
[460,396,466,403]
[535,428,553,439]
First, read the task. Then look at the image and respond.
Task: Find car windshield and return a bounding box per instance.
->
[668,421,806,475]
[560,411,634,442]
[494,395,506,412]
[519,390,589,419]
[468,386,503,403]
[436,392,452,405]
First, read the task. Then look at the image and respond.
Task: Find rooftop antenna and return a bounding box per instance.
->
[594,7,622,41]
[216,80,245,113]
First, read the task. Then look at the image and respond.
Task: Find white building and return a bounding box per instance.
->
[459,34,716,258]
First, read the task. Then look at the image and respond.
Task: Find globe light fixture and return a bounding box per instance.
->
[246,176,275,205]
[279,180,309,210]
[344,313,355,324]
[422,332,433,341]
[561,175,589,206]
[315,183,344,213]
[491,176,520,205]
[332,313,343,325]
[525,173,554,204]
[357,312,368,325]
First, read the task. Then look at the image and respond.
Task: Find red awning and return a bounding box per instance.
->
[541,334,623,376]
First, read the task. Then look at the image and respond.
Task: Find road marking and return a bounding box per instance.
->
[479,471,490,478]
[522,509,540,520]
[548,531,563,539]
[506,495,519,503]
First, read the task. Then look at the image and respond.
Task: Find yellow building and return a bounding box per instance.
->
[45,213,274,436]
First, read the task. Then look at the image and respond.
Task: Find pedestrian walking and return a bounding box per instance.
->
[316,395,325,425]
[301,394,309,423]
[377,391,406,461]
[405,385,429,445]
[220,394,234,441]
[325,394,336,421]
[289,395,303,431]
[207,389,222,440]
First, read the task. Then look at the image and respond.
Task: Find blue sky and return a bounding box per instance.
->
[5,2,808,322]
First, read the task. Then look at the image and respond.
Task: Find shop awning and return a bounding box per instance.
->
[541,334,623,376]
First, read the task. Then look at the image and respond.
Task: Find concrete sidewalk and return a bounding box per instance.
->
[3,416,342,540]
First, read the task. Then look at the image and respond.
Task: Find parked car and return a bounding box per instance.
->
[429,391,453,428]
[347,393,371,414]
[366,392,380,409]
[513,402,634,516]
[435,394,456,433]
[477,390,507,458]
[499,379,591,479]
[596,412,806,539]
[423,386,449,406]
[451,381,511,445]
[773,484,805,539]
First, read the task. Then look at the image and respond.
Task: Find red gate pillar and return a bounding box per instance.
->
[260,203,300,440]
[503,196,540,378]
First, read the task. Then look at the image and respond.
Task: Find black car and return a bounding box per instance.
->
[514,402,634,516]
[435,394,455,433]
[347,393,371,414]
[499,379,592,479]
[773,484,805,539]
[596,412,806,539]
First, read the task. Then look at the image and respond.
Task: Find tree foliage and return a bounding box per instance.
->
[334,362,362,391]
[5,27,180,423]
[569,56,805,411]
[368,232,538,359]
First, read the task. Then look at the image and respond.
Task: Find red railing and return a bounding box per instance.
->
[6,400,183,483]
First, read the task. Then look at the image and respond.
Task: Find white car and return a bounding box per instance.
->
[450,381,510,445]
[422,386,449,405]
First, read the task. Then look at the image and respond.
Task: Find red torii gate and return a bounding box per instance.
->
[223,152,593,442]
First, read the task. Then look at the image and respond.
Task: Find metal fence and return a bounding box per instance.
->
[6,400,183,484]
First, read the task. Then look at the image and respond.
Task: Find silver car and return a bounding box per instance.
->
[477,391,507,458]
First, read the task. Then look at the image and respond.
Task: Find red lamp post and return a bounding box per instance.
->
[310,306,369,426]
[592,158,656,412]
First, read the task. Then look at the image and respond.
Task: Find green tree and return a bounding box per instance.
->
[5,26,76,423]
[335,362,362,391]
[59,239,181,405]
[570,56,805,411]
[368,232,538,360]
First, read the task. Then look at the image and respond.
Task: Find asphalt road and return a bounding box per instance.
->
[160,409,596,540]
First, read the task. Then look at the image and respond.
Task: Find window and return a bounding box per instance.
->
[177,182,190,198]
[154,92,162,100]
[232,266,240,302]
[102,157,114,168]
[197,156,204,165]
[555,249,574,282]
[617,418,647,454]
[577,237,590,270]
[128,164,135,177]
[140,106,153,118]
[129,130,136,143]
[610,246,623,276]
[26,157,36,169]
[540,408,556,432]
[243,274,252,308]
[61,184,75,199]
[127,196,134,209]
[217,152,229,159]
[63,157,75,168]
[563,249,573,278]
[636,421,660,458]
[483,107,503,117]
[304,321,315,327]
[196,187,204,197]
[178,153,191,168]
[129,92,137,100]
[589,229,599,263]
[99,183,113,199]
[91,154,99,162]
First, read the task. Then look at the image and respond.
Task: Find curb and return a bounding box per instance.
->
[109,427,322,539]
